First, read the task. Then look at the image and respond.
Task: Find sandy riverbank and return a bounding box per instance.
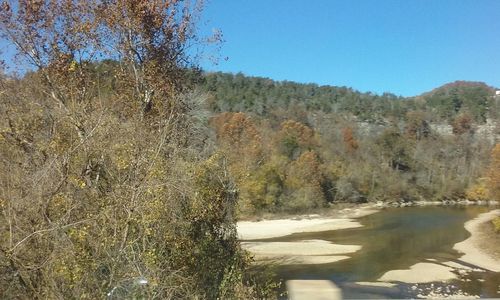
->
[237,205,378,264]
[237,218,362,240]
[237,205,378,240]
[453,209,500,272]
[241,240,360,265]
[376,209,500,285]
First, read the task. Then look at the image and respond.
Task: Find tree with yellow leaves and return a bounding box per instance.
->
[283,150,326,211]
[0,1,264,299]
[277,119,316,159]
[486,144,500,200]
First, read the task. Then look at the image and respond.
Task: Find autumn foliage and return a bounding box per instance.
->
[212,112,262,158]
[277,119,315,158]
[405,111,430,140]
[211,114,331,214]
[0,1,264,299]
[342,126,359,153]
[486,144,500,200]
[451,113,474,136]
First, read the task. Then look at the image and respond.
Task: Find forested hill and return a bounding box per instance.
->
[418,81,497,122]
[200,72,499,124]
[200,71,499,214]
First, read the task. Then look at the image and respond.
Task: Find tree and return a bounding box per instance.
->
[375,127,413,172]
[405,111,431,140]
[212,112,262,162]
[211,112,266,214]
[277,119,315,159]
[97,0,214,116]
[486,144,500,200]
[0,1,259,299]
[342,126,359,153]
[451,113,474,136]
[283,150,326,211]
[465,178,489,201]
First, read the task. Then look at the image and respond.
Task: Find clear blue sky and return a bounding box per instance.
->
[199,0,500,96]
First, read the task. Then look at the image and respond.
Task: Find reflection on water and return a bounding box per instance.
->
[265,206,499,299]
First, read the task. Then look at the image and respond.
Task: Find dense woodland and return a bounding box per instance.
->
[0,1,499,299]
[201,72,500,214]
[202,72,499,123]
[0,1,272,299]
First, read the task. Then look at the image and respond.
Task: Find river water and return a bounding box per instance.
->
[262,206,499,299]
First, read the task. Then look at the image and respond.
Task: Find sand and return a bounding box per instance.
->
[355,281,397,288]
[254,255,351,265]
[377,210,500,285]
[453,209,500,272]
[237,205,378,240]
[241,239,361,265]
[335,207,380,219]
[378,262,458,283]
[237,206,378,264]
[242,240,361,256]
[237,218,362,240]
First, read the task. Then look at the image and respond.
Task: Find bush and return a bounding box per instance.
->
[492,217,500,233]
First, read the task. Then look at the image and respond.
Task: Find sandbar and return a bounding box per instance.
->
[453,209,500,272]
[241,239,361,265]
[237,205,379,240]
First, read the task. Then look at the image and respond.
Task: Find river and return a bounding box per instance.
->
[259,206,499,299]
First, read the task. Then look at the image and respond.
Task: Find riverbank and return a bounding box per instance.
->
[453,209,500,272]
[246,205,499,298]
[237,204,378,264]
[237,204,378,240]
[374,199,499,208]
[242,240,357,265]
[238,204,500,267]
[375,209,500,285]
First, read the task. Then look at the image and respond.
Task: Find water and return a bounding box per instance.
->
[261,206,499,298]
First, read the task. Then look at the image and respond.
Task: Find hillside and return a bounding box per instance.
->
[418,81,498,123]
[200,72,499,124]
[202,72,500,215]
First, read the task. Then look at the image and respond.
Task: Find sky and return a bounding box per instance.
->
[198,0,500,96]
